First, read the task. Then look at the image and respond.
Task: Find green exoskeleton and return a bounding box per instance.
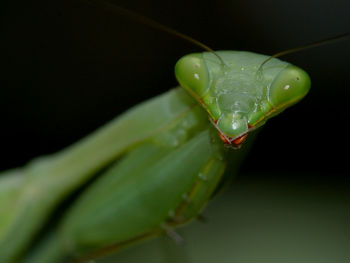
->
[0,50,311,262]
[0,2,317,262]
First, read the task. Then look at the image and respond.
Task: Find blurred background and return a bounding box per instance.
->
[1,0,349,262]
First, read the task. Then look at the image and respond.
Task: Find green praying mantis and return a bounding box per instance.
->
[0,1,349,262]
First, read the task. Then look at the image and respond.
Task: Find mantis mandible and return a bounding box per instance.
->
[0,1,348,262]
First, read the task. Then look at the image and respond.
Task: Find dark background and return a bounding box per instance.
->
[1,0,349,175]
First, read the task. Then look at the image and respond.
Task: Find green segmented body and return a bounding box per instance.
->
[0,51,310,263]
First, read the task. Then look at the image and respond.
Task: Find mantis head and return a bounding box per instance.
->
[175,51,311,148]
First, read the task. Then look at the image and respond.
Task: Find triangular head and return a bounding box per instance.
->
[175,51,311,148]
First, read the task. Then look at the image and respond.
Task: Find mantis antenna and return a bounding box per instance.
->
[259,31,350,70]
[85,0,226,65]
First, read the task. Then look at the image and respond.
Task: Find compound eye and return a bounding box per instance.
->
[269,65,311,109]
[175,54,209,98]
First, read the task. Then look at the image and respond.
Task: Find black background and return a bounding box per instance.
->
[1,0,350,178]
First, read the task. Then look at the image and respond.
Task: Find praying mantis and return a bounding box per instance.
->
[1,0,349,262]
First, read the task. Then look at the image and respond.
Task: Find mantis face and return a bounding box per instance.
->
[175,51,311,147]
